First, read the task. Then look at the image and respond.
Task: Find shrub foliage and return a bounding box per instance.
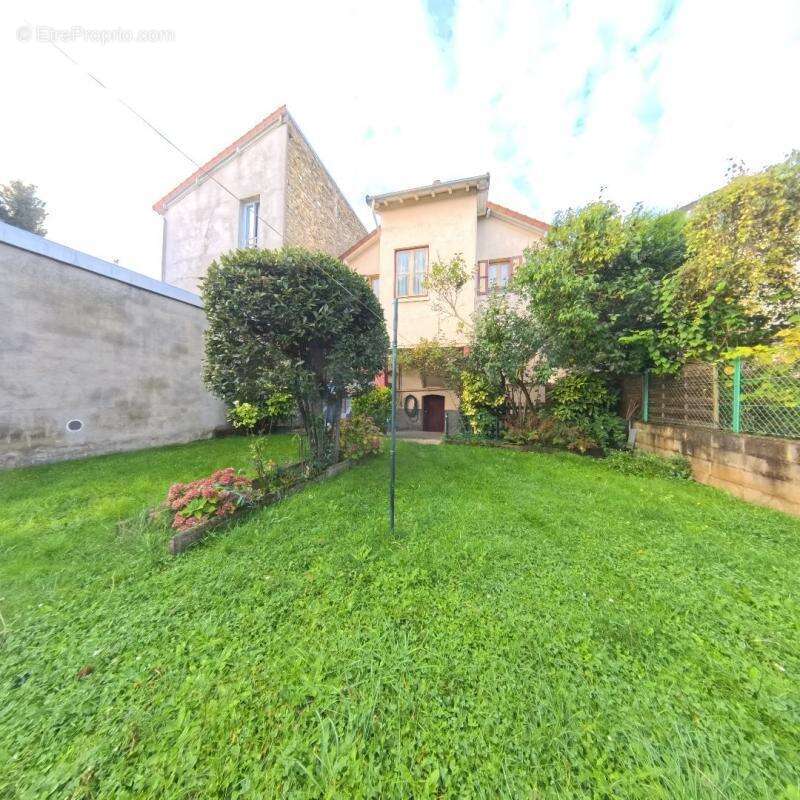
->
[604,450,693,480]
[351,387,391,430]
[202,248,388,464]
[339,414,382,460]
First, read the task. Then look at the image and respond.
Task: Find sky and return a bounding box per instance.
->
[1,0,799,280]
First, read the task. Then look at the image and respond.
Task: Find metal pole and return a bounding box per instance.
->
[389,298,398,534]
[732,357,742,433]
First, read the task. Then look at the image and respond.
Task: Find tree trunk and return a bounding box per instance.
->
[329,393,343,464]
[515,379,536,421]
[297,390,326,465]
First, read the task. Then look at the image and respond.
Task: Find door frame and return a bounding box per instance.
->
[422,394,445,433]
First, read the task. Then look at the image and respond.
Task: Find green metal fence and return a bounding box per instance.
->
[638,359,800,439]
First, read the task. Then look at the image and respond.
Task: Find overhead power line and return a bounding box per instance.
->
[42,35,417,347]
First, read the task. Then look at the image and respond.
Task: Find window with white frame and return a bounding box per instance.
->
[395,247,428,297]
[239,198,260,248]
[477,257,519,294]
[369,275,380,297]
[488,260,511,290]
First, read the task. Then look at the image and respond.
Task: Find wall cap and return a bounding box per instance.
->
[0,220,203,308]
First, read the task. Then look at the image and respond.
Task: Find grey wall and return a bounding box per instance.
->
[0,226,227,469]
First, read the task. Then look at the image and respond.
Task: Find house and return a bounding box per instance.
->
[154,105,366,293]
[341,173,549,433]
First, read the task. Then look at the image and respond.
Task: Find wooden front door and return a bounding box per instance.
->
[422,394,445,433]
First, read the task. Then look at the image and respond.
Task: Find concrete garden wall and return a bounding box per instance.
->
[634,421,800,517]
[0,223,227,469]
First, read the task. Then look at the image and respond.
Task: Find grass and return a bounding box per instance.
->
[1,437,799,798]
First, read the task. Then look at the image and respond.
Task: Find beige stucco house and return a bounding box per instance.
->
[342,174,549,432]
[154,105,366,292]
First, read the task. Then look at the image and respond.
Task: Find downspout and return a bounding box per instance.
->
[368,196,379,230]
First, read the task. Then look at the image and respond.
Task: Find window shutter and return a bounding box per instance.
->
[476,261,488,294]
[510,255,523,276]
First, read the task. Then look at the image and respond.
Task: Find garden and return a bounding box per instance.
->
[2,435,800,798]
[2,156,799,798]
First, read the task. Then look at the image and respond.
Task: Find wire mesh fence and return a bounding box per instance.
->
[628,358,800,440]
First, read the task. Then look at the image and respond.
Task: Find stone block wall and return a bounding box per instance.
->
[284,122,366,257]
[634,421,800,517]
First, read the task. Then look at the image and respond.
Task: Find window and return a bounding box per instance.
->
[488,260,511,290]
[239,198,260,248]
[477,257,520,294]
[395,247,428,297]
[369,275,380,297]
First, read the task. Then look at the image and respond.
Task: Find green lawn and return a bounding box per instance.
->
[1,437,799,799]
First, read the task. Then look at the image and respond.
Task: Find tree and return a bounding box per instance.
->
[0,181,47,235]
[397,338,467,391]
[424,252,474,336]
[649,153,800,367]
[468,294,549,415]
[202,248,389,464]
[515,202,686,373]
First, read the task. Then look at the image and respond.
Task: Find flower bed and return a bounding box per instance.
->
[160,459,356,555]
[148,417,383,555]
[165,468,256,532]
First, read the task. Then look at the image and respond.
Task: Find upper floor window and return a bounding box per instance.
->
[477,257,520,294]
[369,275,380,297]
[396,246,428,297]
[239,198,260,248]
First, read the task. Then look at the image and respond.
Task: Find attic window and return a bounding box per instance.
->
[239,198,260,248]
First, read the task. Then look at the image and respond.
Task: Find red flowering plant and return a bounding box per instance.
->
[164,468,255,532]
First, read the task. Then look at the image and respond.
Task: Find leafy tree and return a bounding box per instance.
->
[398,338,467,390]
[459,371,505,435]
[468,294,549,415]
[648,153,800,367]
[516,202,686,373]
[202,248,388,464]
[424,252,473,335]
[0,180,47,235]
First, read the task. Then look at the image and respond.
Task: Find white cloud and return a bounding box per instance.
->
[1,0,798,279]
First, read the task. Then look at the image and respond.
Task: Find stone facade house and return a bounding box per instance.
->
[341,173,549,433]
[154,105,366,292]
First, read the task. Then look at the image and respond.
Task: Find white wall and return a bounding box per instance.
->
[161,123,288,292]
[476,214,544,261]
[376,192,479,346]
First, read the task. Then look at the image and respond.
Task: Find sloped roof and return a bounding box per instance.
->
[340,227,380,260]
[486,201,550,232]
[367,174,490,208]
[152,105,287,214]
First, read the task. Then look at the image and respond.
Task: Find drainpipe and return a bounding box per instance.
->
[369,197,379,230]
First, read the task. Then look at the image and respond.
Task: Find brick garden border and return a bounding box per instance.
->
[167,459,354,555]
